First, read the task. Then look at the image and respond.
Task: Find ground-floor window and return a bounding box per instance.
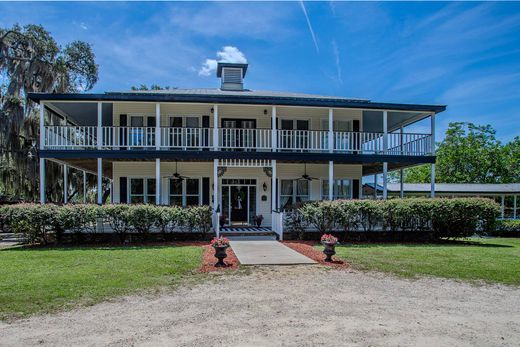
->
[129,178,156,204]
[169,178,201,206]
[280,179,310,210]
[321,179,353,200]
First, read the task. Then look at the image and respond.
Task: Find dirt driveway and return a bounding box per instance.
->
[1,266,519,346]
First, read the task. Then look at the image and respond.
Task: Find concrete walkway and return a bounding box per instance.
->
[229,240,317,265]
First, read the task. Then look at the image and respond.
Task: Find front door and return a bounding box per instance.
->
[230,186,248,223]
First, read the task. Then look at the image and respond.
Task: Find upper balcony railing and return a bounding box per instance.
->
[43,126,433,155]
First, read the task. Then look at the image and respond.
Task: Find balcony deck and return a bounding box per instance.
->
[43,126,433,156]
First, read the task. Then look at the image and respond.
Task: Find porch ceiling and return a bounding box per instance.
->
[48,102,113,126]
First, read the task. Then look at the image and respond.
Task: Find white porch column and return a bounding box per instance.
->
[63,165,68,204]
[39,101,45,150]
[97,158,103,204]
[271,106,277,151]
[431,113,436,198]
[213,105,219,151]
[39,158,45,203]
[383,163,388,200]
[213,159,219,212]
[501,195,505,219]
[271,160,277,211]
[400,169,404,198]
[383,111,388,200]
[514,195,517,219]
[155,158,161,205]
[155,103,161,150]
[328,161,334,200]
[374,174,377,199]
[83,171,87,203]
[97,102,102,149]
[110,180,113,204]
[328,108,334,153]
[400,126,404,198]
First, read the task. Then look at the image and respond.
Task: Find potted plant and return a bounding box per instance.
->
[321,233,338,262]
[254,214,264,227]
[211,236,230,267]
[219,213,227,228]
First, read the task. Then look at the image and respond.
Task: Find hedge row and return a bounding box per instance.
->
[487,219,520,237]
[294,198,500,240]
[0,204,212,244]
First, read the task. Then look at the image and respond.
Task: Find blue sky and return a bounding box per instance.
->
[1,1,519,142]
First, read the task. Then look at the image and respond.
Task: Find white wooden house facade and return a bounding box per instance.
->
[29,62,445,236]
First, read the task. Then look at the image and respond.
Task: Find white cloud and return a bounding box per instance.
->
[332,40,342,84]
[198,46,248,76]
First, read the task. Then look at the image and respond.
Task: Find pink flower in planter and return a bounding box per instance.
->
[210,236,230,247]
[320,234,338,244]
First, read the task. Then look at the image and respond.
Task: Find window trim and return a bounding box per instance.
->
[167,115,202,128]
[168,177,202,206]
[320,178,354,200]
[127,177,156,204]
[279,179,310,210]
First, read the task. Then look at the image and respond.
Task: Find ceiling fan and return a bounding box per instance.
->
[163,161,189,181]
[292,163,318,181]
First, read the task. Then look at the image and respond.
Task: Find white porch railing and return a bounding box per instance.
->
[219,128,272,150]
[44,126,97,148]
[272,211,284,240]
[101,126,156,148]
[161,127,212,149]
[42,126,433,155]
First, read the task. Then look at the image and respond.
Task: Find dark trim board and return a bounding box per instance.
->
[40,149,436,165]
[28,93,446,113]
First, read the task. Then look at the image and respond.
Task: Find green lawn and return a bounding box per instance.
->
[0,245,202,320]
[332,238,520,285]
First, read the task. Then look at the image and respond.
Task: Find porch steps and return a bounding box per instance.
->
[220,226,279,240]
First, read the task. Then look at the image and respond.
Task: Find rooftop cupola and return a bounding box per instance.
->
[217,62,248,91]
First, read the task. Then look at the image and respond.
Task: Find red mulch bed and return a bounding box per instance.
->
[199,244,240,273]
[282,241,350,269]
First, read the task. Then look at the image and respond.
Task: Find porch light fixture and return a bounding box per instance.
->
[263,109,268,115]
[263,167,272,178]
[263,182,267,192]
[211,107,214,113]
[217,167,227,177]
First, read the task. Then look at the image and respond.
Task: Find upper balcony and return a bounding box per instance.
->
[42,126,433,156]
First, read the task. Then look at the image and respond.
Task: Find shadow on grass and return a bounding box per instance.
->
[0,243,205,252]
[336,240,514,249]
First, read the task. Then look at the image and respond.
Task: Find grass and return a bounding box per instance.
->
[0,245,202,320]
[332,238,520,285]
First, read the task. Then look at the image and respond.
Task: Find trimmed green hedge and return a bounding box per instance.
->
[488,219,520,237]
[0,204,213,244]
[298,198,500,240]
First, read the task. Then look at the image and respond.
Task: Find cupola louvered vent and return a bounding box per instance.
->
[217,62,248,91]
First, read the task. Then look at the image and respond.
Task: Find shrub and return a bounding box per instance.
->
[488,219,520,237]
[2,204,59,244]
[124,204,161,238]
[103,204,131,242]
[296,198,500,240]
[299,200,336,234]
[284,209,308,240]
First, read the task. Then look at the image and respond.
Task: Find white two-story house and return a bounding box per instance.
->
[29,62,445,236]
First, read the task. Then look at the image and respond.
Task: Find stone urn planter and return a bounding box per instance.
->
[320,234,338,262]
[211,236,230,267]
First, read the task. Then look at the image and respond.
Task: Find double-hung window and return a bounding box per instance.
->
[129,178,156,204]
[321,179,352,200]
[280,179,310,210]
[169,178,201,206]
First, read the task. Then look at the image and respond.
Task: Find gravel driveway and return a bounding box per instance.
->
[1,266,519,346]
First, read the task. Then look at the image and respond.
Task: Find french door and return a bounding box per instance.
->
[280,119,309,150]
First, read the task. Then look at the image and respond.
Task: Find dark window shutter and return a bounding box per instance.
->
[352,179,360,199]
[202,116,210,150]
[147,116,156,127]
[353,120,360,132]
[202,177,210,205]
[120,177,128,203]
[202,116,210,127]
[119,115,127,150]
